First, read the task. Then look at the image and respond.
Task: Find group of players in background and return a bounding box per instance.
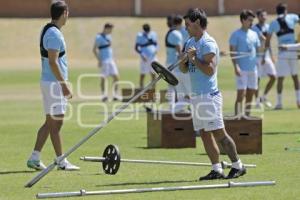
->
[93,2,300,116]
[27,1,300,181]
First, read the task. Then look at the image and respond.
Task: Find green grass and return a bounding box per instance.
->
[0,17,300,200]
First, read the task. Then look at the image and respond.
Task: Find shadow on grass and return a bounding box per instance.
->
[264,131,300,135]
[95,179,198,187]
[0,170,36,175]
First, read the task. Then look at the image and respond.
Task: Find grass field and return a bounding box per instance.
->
[0,16,300,200]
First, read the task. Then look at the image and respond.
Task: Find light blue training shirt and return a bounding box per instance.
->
[41,26,68,82]
[184,32,219,95]
[229,28,261,71]
[166,29,183,72]
[268,14,299,45]
[135,31,158,60]
[95,33,113,62]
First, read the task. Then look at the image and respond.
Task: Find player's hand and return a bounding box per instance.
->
[187,47,196,62]
[234,66,241,76]
[61,83,72,99]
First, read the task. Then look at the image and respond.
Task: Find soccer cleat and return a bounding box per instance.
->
[226,166,246,179]
[57,159,80,171]
[274,104,283,110]
[199,170,225,181]
[27,159,46,171]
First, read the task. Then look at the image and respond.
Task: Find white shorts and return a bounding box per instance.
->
[100,60,119,77]
[140,57,157,75]
[276,51,299,77]
[235,70,258,90]
[190,92,224,132]
[257,56,277,78]
[40,81,67,115]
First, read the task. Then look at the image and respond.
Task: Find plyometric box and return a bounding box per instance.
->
[122,88,156,103]
[147,111,196,148]
[218,116,262,154]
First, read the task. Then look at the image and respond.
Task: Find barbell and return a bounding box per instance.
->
[80,144,256,175]
[25,59,182,187]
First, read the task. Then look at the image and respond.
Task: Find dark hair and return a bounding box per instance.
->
[51,1,68,20]
[240,9,255,22]
[256,9,266,17]
[167,14,175,28]
[276,3,287,15]
[104,23,113,29]
[184,8,208,29]
[143,24,150,32]
[173,15,183,25]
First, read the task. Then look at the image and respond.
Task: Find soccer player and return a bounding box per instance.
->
[265,3,300,109]
[93,23,121,102]
[180,8,246,180]
[27,1,79,171]
[165,15,190,112]
[229,10,261,116]
[252,9,276,108]
[135,24,158,89]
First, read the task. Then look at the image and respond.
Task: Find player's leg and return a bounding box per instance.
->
[235,71,247,116]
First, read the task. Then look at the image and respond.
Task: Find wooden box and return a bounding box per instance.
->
[218,116,262,154]
[147,111,196,148]
[122,88,156,103]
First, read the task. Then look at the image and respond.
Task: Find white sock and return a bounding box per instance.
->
[30,150,40,161]
[296,90,300,102]
[262,94,267,101]
[232,159,243,169]
[212,163,223,173]
[277,93,282,105]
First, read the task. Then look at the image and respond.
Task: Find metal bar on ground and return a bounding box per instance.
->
[80,156,257,168]
[36,181,275,199]
[25,57,186,188]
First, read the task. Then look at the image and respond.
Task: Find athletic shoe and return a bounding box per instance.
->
[274,104,283,110]
[199,170,225,181]
[226,166,246,179]
[27,159,46,171]
[261,97,272,108]
[57,159,80,171]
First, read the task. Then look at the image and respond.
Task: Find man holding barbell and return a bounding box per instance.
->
[179,8,246,180]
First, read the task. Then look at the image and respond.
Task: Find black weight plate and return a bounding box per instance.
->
[102,144,121,175]
[151,61,179,86]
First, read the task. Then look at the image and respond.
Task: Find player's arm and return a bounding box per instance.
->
[48,49,72,99]
[230,45,241,76]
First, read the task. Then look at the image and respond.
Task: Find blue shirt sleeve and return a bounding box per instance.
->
[45,35,61,51]
[229,32,238,47]
[268,21,279,34]
[202,41,217,56]
[169,31,182,46]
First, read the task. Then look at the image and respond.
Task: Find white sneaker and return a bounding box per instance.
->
[261,97,272,108]
[58,159,80,171]
[27,159,46,171]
